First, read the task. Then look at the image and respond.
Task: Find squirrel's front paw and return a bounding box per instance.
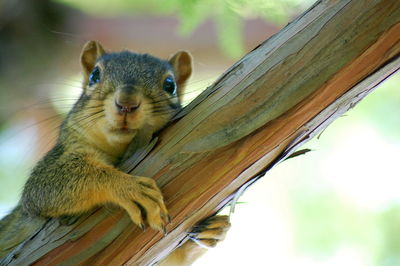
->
[189,215,231,248]
[119,176,169,232]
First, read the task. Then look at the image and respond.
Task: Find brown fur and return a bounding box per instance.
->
[17,41,191,229]
[0,41,228,264]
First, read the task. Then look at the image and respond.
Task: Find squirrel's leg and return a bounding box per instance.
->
[158,215,230,266]
[22,156,168,231]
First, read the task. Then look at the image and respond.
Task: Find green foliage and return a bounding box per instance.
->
[53,0,314,58]
[291,188,379,256]
[378,206,400,266]
[215,3,244,58]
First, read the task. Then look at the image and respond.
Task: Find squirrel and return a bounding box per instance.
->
[0,40,230,265]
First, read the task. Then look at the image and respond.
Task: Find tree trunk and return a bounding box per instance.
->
[3,0,400,265]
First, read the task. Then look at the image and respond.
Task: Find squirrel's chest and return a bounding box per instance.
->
[82,144,125,167]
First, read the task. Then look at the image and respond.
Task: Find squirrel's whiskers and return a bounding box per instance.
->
[0,41,230,265]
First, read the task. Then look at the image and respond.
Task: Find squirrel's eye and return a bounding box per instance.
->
[163,76,177,95]
[88,67,101,86]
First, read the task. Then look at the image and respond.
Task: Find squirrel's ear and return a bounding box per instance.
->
[169,51,192,97]
[80,40,106,77]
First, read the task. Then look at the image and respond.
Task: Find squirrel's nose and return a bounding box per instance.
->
[115,99,141,113]
[115,87,141,113]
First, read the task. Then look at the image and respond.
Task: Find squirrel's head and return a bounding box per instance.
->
[76,40,192,145]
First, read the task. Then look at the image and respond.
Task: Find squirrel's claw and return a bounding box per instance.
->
[188,215,231,248]
[121,175,169,233]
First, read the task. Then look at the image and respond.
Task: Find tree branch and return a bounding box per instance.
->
[3,0,400,265]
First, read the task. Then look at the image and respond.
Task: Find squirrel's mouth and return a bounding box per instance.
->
[110,116,141,134]
[105,112,143,134]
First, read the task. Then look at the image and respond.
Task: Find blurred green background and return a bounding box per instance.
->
[0,0,399,265]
